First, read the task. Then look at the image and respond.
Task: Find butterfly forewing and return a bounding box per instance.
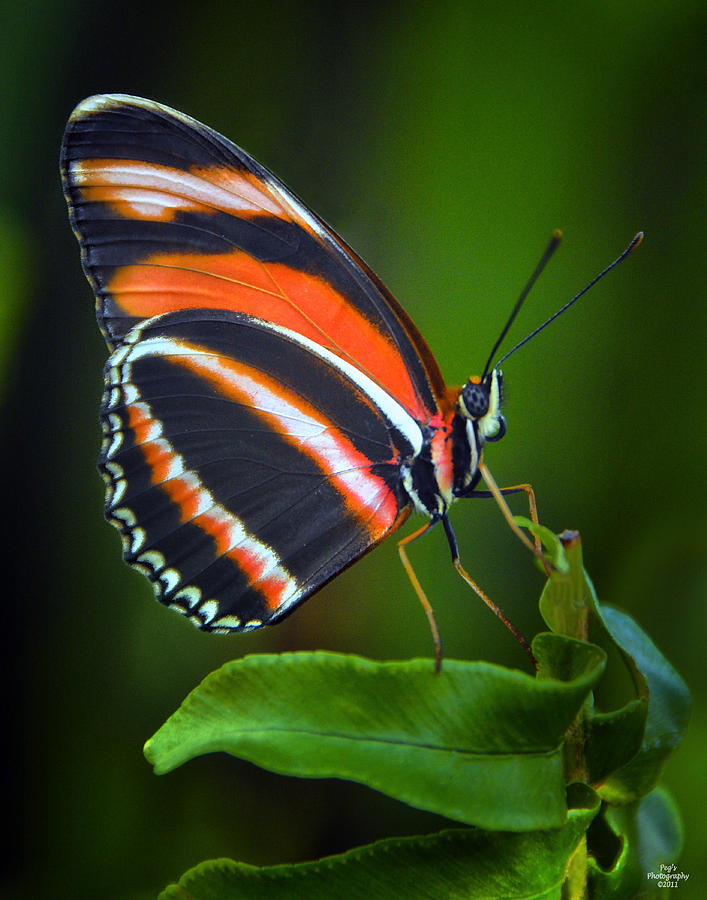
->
[61,94,445,422]
[100,309,415,629]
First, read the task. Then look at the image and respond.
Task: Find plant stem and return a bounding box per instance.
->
[555,532,591,897]
[563,835,588,900]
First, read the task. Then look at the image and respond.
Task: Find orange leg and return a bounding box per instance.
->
[398,513,538,672]
[477,461,550,574]
[452,556,537,667]
[397,521,443,673]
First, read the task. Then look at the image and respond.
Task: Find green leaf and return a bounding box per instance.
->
[593,606,691,803]
[536,537,690,802]
[584,699,647,786]
[587,787,684,898]
[145,647,604,830]
[532,632,610,788]
[514,516,570,573]
[158,784,600,900]
[535,534,651,787]
[532,632,605,685]
[538,531,588,638]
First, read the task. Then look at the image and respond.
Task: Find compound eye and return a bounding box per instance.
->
[484,415,507,443]
[462,380,489,418]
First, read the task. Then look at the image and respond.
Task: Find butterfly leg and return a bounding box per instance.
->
[440,515,537,668]
[476,461,550,574]
[398,520,444,673]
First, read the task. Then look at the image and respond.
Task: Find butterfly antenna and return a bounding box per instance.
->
[493,231,644,369]
[481,230,563,380]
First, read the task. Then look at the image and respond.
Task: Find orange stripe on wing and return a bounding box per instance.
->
[70,159,289,223]
[125,401,298,612]
[71,156,435,419]
[108,251,429,419]
[152,339,401,537]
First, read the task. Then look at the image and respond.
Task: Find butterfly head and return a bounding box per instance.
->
[459,369,506,444]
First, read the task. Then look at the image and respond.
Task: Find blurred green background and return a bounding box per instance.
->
[2,1,704,897]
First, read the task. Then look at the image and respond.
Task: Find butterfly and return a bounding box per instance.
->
[61,94,641,666]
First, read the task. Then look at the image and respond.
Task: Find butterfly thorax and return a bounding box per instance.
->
[402,369,506,519]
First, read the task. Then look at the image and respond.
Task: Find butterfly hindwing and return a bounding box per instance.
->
[61,94,446,422]
[100,308,418,630]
